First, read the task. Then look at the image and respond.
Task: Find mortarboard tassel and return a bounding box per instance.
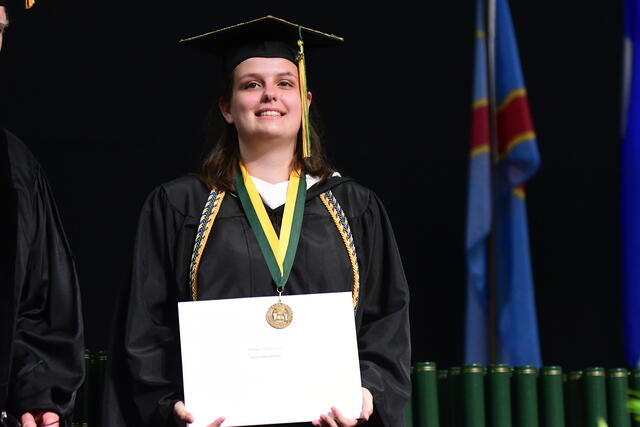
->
[297,27,311,158]
[24,0,35,8]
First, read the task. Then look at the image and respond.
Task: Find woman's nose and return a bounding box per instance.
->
[261,85,277,102]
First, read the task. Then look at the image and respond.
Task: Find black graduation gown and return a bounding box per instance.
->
[0,130,84,425]
[103,174,410,427]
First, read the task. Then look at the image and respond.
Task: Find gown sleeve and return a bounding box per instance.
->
[9,163,84,423]
[355,191,411,427]
[109,186,185,426]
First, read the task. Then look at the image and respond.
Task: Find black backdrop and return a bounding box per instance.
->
[0,0,625,370]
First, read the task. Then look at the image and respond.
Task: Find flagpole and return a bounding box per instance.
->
[485,0,499,365]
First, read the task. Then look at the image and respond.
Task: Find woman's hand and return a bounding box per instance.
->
[312,388,374,427]
[20,411,59,427]
[173,401,225,427]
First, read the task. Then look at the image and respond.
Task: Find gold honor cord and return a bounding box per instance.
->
[188,187,361,309]
[319,191,360,310]
[238,163,302,275]
[297,26,311,158]
[189,190,226,301]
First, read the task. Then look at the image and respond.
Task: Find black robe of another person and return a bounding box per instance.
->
[103,174,411,427]
[0,130,84,426]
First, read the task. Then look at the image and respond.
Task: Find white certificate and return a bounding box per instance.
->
[178,292,362,426]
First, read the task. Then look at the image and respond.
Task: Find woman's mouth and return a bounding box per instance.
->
[256,109,285,117]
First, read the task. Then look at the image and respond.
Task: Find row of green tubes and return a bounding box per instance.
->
[72,349,107,427]
[405,362,640,427]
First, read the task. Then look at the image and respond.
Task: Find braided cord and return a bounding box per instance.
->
[188,188,359,307]
[319,191,360,310]
[189,189,225,301]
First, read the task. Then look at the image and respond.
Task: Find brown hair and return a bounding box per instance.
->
[198,73,334,192]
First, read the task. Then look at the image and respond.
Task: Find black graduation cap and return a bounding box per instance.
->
[179,15,343,74]
[179,15,343,158]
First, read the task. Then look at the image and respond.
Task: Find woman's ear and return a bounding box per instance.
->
[218,98,234,124]
[307,91,313,108]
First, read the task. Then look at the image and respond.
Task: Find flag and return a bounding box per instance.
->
[464,0,542,367]
[622,0,640,369]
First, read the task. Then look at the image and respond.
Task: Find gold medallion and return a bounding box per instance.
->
[266,301,293,329]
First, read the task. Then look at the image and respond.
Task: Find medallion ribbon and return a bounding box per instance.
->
[234,163,306,290]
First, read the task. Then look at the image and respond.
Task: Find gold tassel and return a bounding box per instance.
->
[25,0,35,9]
[297,29,311,158]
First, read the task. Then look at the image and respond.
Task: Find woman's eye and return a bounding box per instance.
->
[244,82,261,89]
[278,81,294,88]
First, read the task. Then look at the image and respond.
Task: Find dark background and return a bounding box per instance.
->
[0,0,625,371]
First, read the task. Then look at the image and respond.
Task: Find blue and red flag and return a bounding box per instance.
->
[622,0,640,369]
[464,0,542,366]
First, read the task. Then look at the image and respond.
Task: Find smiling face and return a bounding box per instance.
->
[219,57,311,148]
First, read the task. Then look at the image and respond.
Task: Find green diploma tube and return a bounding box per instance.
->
[412,362,439,427]
[406,366,414,427]
[584,367,608,427]
[405,392,414,427]
[94,350,107,427]
[487,365,512,427]
[462,364,486,427]
[450,367,463,427]
[565,371,584,427]
[629,369,640,427]
[438,369,451,427]
[513,365,539,427]
[73,349,92,427]
[606,368,630,427]
[540,366,565,427]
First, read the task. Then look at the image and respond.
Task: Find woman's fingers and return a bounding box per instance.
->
[317,390,374,427]
[319,413,339,427]
[20,413,36,427]
[173,403,224,427]
[360,388,374,421]
[206,416,226,427]
[331,407,359,427]
[20,410,60,426]
[40,411,60,426]
[173,401,194,425]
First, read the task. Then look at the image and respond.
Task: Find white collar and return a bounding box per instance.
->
[250,172,339,209]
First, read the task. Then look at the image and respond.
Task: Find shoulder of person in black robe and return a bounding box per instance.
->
[0,129,19,414]
[0,129,85,426]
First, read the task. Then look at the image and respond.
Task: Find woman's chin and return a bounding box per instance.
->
[246,128,298,143]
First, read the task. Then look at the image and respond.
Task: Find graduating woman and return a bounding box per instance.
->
[103,16,410,427]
